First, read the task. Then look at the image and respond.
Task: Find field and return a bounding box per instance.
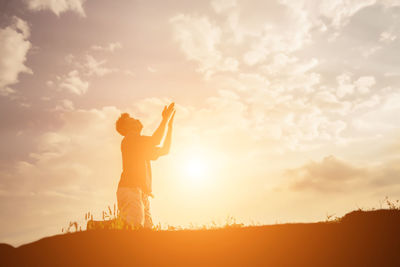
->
[1,209,400,266]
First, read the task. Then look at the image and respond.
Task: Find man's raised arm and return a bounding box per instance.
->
[150,103,175,145]
[159,110,175,156]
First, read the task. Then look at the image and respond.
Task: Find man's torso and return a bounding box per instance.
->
[118,135,153,194]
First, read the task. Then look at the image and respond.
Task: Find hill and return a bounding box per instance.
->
[1,209,400,266]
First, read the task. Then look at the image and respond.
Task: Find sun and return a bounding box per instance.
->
[186,158,206,176]
[184,157,209,184]
[177,147,221,189]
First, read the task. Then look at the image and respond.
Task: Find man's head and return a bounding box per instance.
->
[116,113,143,136]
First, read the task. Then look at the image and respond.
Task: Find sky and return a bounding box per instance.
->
[1,0,400,246]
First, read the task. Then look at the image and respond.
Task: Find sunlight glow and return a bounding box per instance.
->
[185,157,208,181]
[173,146,226,193]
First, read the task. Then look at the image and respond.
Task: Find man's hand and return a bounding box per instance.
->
[168,110,176,127]
[162,102,175,120]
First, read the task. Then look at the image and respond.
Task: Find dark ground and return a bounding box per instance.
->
[1,209,400,266]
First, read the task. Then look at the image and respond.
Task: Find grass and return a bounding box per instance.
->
[62,205,246,233]
[62,196,400,234]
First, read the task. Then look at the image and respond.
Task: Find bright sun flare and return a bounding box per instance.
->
[179,148,219,188]
[184,157,208,181]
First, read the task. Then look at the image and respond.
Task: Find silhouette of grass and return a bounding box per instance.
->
[383,196,400,210]
[62,196,400,234]
[62,204,246,233]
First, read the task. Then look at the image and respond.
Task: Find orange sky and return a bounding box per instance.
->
[1,0,400,246]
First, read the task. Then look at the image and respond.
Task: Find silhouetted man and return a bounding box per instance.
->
[115,103,176,228]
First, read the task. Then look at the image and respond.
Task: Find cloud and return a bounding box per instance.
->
[359,45,382,58]
[281,0,400,44]
[91,42,122,53]
[286,155,400,193]
[58,70,89,95]
[170,0,321,76]
[147,66,157,73]
[372,159,400,188]
[286,156,366,192]
[354,76,376,94]
[1,106,122,197]
[0,99,195,209]
[25,0,87,17]
[283,0,398,31]
[211,0,237,13]
[0,106,123,245]
[64,54,117,77]
[169,0,400,155]
[335,73,376,97]
[52,52,119,95]
[170,14,223,77]
[83,55,117,76]
[0,17,32,96]
[54,99,75,111]
[379,31,397,43]
[336,73,355,98]
[315,0,376,28]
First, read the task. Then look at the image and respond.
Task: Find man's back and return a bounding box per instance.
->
[119,134,154,194]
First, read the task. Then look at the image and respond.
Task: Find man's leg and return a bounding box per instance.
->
[117,187,145,228]
[143,194,153,229]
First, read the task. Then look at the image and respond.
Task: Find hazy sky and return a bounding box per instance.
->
[1,0,400,246]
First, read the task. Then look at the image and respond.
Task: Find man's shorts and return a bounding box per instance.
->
[116,186,153,228]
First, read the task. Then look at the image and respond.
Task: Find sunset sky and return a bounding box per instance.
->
[1,0,400,246]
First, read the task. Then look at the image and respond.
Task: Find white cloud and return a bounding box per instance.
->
[243,49,267,66]
[147,66,157,73]
[261,54,298,75]
[353,94,380,111]
[240,12,313,66]
[335,74,376,97]
[52,53,118,95]
[316,0,376,28]
[211,0,237,13]
[0,87,16,97]
[83,55,116,76]
[379,31,397,43]
[0,17,32,96]
[54,99,75,111]
[46,80,54,87]
[58,70,89,95]
[91,42,122,53]
[313,91,351,115]
[281,0,377,33]
[65,53,118,77]
[170,14,222,77]
[0,106,122,245]
[355,76,376,94]
[281,0,400,43]
[220,57,239,72]
[6,106,122,196]
[384,72,400,77]
[382,0,400,7]
[336,73,354,98]
[12,17,31,37]
[359,45,382,58]
[173,0,318,75]
[170,1,314,75]
[26,0,87,17]
[169,1,400,155]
